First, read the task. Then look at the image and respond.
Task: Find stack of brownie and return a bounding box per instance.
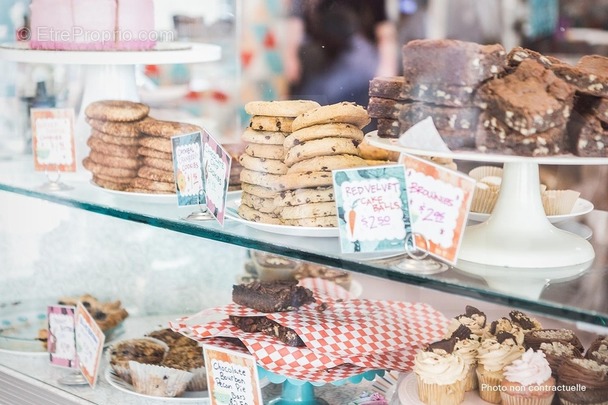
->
[229,280,316,347]
[397,39,507,149]
[367,76,407,138]
[476,58,576,156]
[558,55,608,157]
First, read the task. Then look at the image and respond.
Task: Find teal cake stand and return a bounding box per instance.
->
[258,367,384,405]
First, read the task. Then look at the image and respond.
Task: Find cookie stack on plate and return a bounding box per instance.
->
[238,100,320,224]
[276,102,370,227]
[133,118,201,194]
[83,100,150,191]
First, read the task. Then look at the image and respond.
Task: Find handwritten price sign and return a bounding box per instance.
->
[202,130,232,225]
[31,108,76,172]
[333,165,411,254]
[171,131,204,206]
[400,154,475,264]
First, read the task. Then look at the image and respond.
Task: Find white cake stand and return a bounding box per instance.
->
[0,42,221,124]
[366,132,606,271]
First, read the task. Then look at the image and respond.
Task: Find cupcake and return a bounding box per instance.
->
[557,358,608,405]
[585,336,608,366]
[524,329,584,353]
[483,317,526,346]
[445,305,486,340]
[162,345,207,391]
[454,336,480,391]
[538,341,583,376]
[469,165,503,181]
[129,360,193,397]
[413,337,468,404]
[509,310,543,333]
[476,332,526,404]
[470,181,500,213]
[500,348,555,405]
[108,338,168,384]
[541,189,580,216]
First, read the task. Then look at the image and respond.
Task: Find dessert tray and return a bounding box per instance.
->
[105,368,209,403]
[467,197,594,224]
[225,191,338,238]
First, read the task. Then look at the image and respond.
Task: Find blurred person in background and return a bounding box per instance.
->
[284,0,398,108]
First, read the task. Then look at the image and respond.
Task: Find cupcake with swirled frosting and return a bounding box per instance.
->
[482,317,526,346]
[445,305,486,340]
[499,348,555,405]
[413,337,468,405]
[476,332,525,404]
[450,325,481,391]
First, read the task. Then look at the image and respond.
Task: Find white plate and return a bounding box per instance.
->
[90,182,177,205]
[105,368,210,403]
[225,192,338,238]
[467,198,593,224]
[398,373,485,405]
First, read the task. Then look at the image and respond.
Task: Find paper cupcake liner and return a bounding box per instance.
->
[476,367,503,404]
[110,363,133,385]
[129,361,193,397]
[500,391,554,405]
[464,364,478,391]
[415,374,466,404]
[106,337,170,385]
[470,184,499,214]
[542,190,580,216]
[186,366,208,391]
[469,166,503,181]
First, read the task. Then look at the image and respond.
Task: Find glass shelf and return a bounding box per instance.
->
[1,157,607,326]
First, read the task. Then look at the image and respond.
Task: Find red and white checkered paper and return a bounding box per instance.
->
[170,295,447,383]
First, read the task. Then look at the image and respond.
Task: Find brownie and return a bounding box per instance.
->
[402,80,477,107]
[567,112,608,157]
[551,55,608,98]
[524,329,585,353]
[369,76,407,100]
[399,102,481,132]
[477,112,566,156]
[232,280,315,313]
[402,39,506,86]
[229,315,304,347]
[575,94,608,123]
[477,59,575,136]
[367,97,405,119]
[505,46,561,70]
[377,118,401,138]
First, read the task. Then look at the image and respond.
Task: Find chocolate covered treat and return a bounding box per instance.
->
[508,310,542,331]
[552,55,608,98]
[232,280,315,313]
[585,336,608,366]
[477,59,575,136]
[402,39,506,86]
[368,76,407,100]
[524,329,584,353]
[445,305,486,339]
[229,315,304,347]
[557,358,608,404]
[539,341,583,377]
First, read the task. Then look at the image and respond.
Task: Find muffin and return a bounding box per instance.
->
[146,328,198,349]
[557,358,608,405]
[585,336,608,366]
[413,337,468,404]
[500,348,555,405]
[129,361,193,397]
[538,341,583,376]
[524,329,584,353]
[162,345,207,391]
[108,338,169,384]
[483,317,526,346]
[476,332,526,403]
[445,305,486,340]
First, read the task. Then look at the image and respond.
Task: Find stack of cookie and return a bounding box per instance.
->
[238,100,320,224]
[277,102,370,227]
[83,100,150,191]
[133,118,201,194]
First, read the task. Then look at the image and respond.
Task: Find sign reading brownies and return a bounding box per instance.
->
[202,130,232,225]
[171,131,204,206]
[333,165,411,254]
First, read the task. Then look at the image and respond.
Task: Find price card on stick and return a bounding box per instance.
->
[400,154,475,264]
[333,165,411,254]
[203,344,263,405]
[202,130,232,225]
[31,108,76,172]
[75,302,105,388]
[47,305,78,369]
[171,131,205,206]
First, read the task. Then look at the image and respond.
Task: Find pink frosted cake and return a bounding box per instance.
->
[29,0,156,51]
